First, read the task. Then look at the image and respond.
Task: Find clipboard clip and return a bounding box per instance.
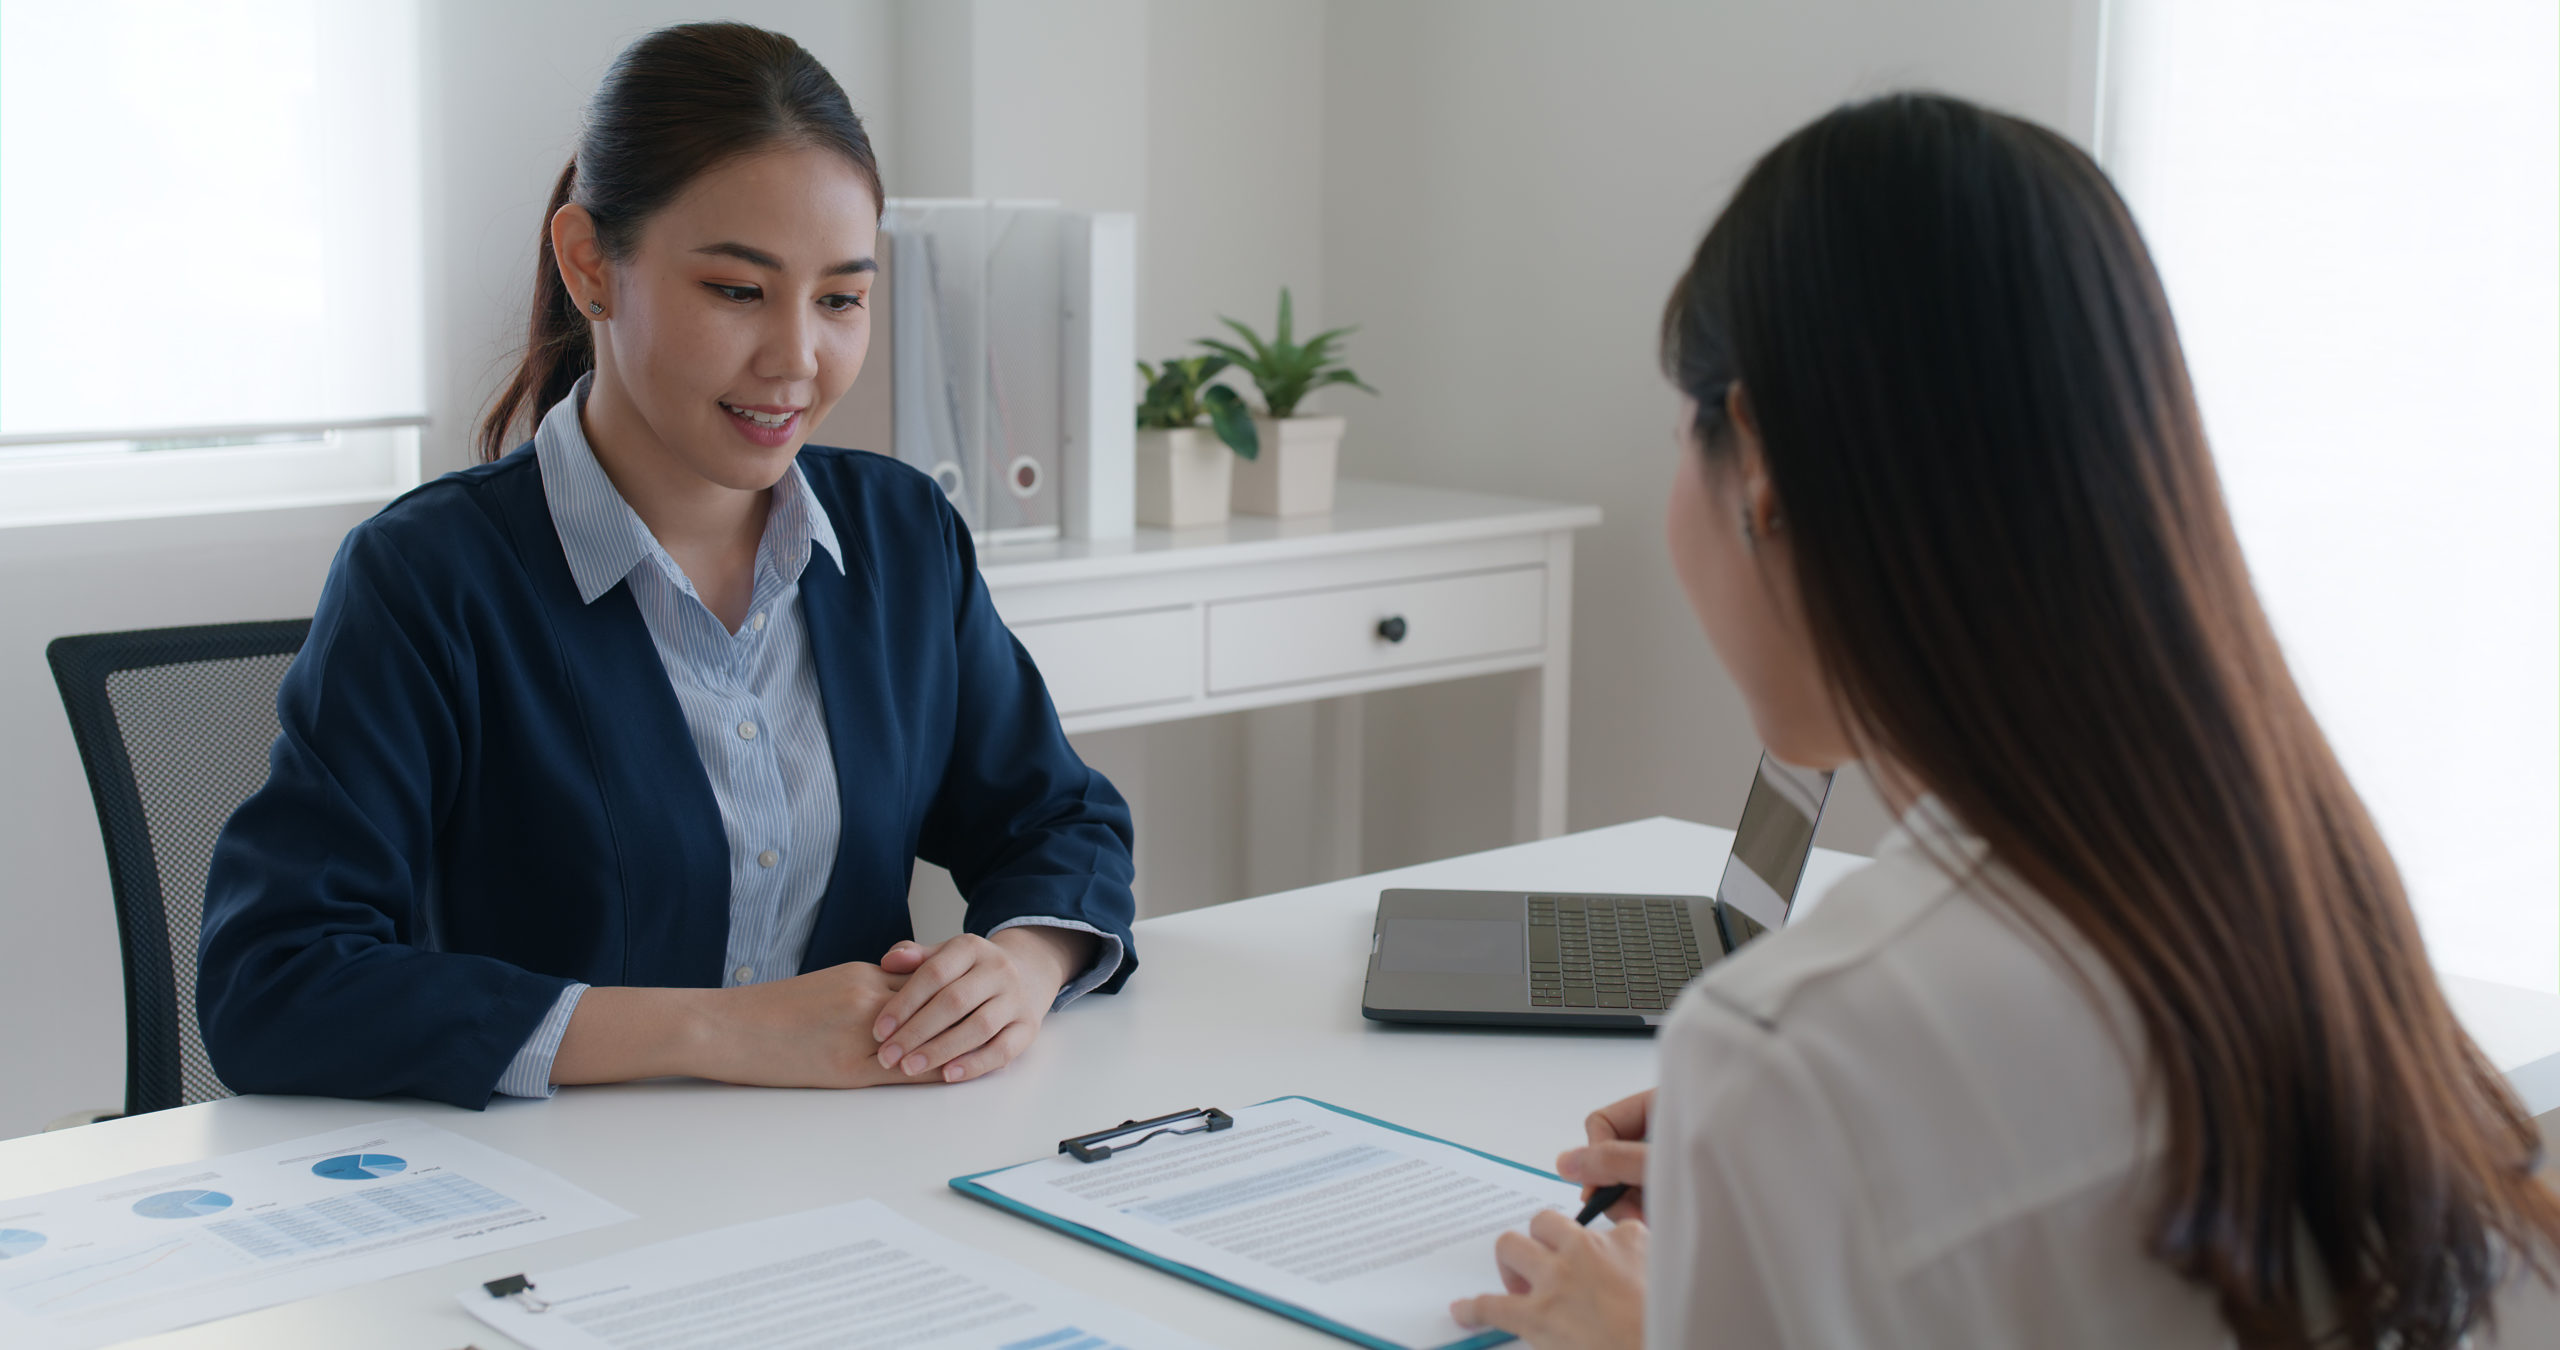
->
[483,1273,549,1313]
[1060,1106,1233,1163]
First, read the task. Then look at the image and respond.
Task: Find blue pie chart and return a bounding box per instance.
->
[132,1189,231,1220]
[0,1229,45,1259]
[311,1153,407,1181]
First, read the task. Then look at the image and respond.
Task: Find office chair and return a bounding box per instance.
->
[46,619,311,1120]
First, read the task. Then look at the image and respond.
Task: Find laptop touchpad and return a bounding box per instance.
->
[1379,918,1523,974]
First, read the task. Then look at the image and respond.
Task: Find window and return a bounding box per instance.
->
[2102,1,2558,990]
[0,0,423,526]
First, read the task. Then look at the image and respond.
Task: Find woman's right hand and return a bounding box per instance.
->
[1557,1089,1653,1223]
[694,961,919,1088]
[556,963,919,1089]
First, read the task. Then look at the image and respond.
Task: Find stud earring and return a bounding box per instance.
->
[587,300,605,316]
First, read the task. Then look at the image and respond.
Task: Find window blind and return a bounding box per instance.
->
[2103,0,2559,990]
[0,0,424,444]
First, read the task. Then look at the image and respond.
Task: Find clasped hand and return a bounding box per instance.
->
[701,928,1085,1088]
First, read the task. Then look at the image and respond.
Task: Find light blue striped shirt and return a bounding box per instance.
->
[497,375,1117,1097]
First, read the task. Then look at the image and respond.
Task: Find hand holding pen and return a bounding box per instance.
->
[1450,1089,1655,1342]
[1558,1089,1652,1225]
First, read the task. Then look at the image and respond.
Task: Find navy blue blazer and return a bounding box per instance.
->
[197,444,1137,1109]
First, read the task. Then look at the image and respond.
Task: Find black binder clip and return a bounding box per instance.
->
[483,1273,549,1313]
[1060,1106,1233,1163]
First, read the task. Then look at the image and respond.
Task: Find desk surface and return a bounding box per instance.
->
[6,818,2555,1349]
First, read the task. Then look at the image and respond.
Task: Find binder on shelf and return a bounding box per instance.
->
[815,200,1134,546]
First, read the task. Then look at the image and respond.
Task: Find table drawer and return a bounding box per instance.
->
[1206,567,1545,694]
[1012,606,1198,715]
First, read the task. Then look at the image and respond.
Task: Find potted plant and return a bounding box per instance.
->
[1197,287,1376,516]
[1134,355,1258,527]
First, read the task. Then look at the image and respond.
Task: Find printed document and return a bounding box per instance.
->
[969,1097,1585,1350]
[461,1198,1211,1350]
[0,1118,629,1350]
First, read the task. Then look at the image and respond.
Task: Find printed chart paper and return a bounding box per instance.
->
[967,1097,1584,1350]
[0,1118,629,1349]
[460,1198,1212,1350]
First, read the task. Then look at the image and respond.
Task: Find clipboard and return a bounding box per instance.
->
[950,1095,1562,1350]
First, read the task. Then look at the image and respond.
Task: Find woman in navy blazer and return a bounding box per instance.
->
[197,22,1136,1110]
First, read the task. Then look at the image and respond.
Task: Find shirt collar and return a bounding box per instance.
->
[535,371,843,606]
[1872,791,1994,877]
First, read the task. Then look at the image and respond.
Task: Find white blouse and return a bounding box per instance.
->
[1645,796,2231,1348]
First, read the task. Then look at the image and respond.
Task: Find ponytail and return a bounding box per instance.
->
[476,159,593,462]
[473,22,883,462]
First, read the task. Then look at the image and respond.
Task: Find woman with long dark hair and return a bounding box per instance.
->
[197,23,1135,1107]
[1453,93,2560,1349]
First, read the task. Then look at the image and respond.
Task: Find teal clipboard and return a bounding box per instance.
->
[950,1095,1563,1350]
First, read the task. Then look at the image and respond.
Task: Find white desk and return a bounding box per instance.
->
[5,818,2555,1349]
[982,479,1601,850]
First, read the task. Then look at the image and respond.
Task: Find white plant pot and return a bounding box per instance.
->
[1232,415,1344,517]
[1134,427,1233,528]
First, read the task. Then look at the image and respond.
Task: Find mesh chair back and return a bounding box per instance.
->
[47,620,311,1117]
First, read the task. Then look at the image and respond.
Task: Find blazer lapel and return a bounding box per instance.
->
[796,527,920,969]
[487,457,732,988]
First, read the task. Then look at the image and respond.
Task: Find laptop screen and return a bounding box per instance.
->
[1716,754,1832,935]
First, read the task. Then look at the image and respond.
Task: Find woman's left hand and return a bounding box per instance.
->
[868,928,1092,1083]
[1450,1209,1648,1350]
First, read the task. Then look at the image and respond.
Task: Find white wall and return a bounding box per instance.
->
[1319,0,2102,867]
[0,502,377,1138]
[0,0,901,1139]
[2,0,2114,1136]
[880,1,1332,923]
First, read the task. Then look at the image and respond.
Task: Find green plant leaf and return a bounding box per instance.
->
[1299,325,1357,361]
[1263,372,1314,419]
[1213,317,1273,368]
[1195,338,1262,375]
[1203,384,1259,459]
[1141,355,1252,428]
[1276,287,1295,348]
[1315,368,1379,397]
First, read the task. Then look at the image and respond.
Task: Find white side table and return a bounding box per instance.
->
[977,480,1601,882]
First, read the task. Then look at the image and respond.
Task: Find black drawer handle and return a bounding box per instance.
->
[1376,615,1409,644]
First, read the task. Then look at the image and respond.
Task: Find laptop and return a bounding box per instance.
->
[1360,753,1833,1030]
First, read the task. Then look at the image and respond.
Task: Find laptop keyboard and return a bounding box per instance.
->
[1528,895,1706,1011]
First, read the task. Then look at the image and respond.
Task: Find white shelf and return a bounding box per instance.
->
[975,478,1604,588]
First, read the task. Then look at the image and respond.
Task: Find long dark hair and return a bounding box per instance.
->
[1662,93,2560,1348]
[476,22,882,462]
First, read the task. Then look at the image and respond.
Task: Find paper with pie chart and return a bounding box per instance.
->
[0,1118,629,1350]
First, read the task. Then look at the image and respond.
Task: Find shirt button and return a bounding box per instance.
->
[757,849,779,868]
[751,610,767,631]
[733,964,754,983]
[737,720,758,741]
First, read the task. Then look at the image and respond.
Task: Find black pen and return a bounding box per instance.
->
[1574,1183,1629,1226]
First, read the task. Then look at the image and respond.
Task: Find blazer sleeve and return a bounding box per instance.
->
[197,521,572,1108]
[913,509,1139,993]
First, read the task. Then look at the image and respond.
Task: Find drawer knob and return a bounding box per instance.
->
[1376,615,1409,644]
